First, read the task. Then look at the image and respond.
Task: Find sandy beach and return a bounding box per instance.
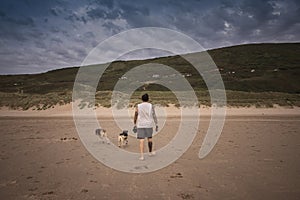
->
[0,105,299,199]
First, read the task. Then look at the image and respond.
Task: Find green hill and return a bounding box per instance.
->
[0,43,299,109]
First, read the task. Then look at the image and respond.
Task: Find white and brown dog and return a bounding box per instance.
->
[118,130,128,147]
[95,128,110,144]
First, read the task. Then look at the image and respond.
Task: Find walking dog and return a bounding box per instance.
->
[95,128,110,144]
[118,130,128,147]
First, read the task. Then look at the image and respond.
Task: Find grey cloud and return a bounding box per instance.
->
[83,31,95,39]
[93,0,115,9]
[46,46,76,61]
[183,0,300,47]
[86,7,122,20]
[50,8,60,16]
[72,46,87,58]
[102,21,124,34]
[0,0,300,74]
[270,1,300,29]
[65,12,88,24]
[34,40,47,49]
[50,26,60,33]
[119,2,150,17]
[86,7,106,19]
[0,28,27,42]
[51,37,63,44]
[0,13,37,43]
[4,16,35,27]
[117,2,151,27]
[0,10,6,18]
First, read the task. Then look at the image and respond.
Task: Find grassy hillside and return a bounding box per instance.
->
[0,43,299,109]
[209,43,300,93]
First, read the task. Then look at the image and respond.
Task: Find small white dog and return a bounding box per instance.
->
[95,128,110,144]
[118,130,128,147]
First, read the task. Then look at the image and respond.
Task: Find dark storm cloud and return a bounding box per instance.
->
[102,21,124,34]
[65,9,88,24]
[0,10,6,17]
[0,0,299,74]
[87,7,122,20]
[227,0,300,42]
[50,8,60,16]
[94,0,115,9]
[1,15,35,27]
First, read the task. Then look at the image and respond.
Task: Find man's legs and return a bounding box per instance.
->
[147,137,153,152]
[139,139,144,160]
[147,137,155,155]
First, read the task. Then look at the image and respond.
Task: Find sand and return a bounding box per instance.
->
[0,105,299,199]
[0,104,300,117]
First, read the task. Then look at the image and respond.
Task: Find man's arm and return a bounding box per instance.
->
[134,106,138,125]
[152,105,158,126]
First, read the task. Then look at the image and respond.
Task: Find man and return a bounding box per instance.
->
[133,93,158,160]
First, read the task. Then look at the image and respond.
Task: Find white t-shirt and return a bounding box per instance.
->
[137,102,155,128]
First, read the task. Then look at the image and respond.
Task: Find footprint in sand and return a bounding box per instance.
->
[81,189,88,193]
[0,180,17,187]
[28,187,38,192]
[170,172,183,178]
[178,192,194,199]
[59,137,78,142]
[42,191,54,195]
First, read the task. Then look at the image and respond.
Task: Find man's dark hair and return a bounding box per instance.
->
[142,93,149,102]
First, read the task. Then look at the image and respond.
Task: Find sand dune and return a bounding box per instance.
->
[0,104,299,117]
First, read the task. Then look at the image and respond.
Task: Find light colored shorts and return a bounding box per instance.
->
[137,128,153,139]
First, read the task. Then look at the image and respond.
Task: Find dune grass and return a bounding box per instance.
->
[0,43,299,110]
[1,90,299,110]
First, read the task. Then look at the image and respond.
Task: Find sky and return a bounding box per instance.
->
[0,0,299,74]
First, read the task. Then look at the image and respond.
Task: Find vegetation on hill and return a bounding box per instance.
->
[0,43,299,110]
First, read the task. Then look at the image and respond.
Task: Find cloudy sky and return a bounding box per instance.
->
[0,0,299,74]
